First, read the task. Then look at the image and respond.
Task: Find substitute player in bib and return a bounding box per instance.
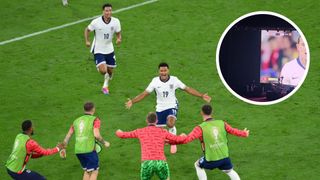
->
[84,3,121,94]
[125,62,211,154]
[116,112,186,180]
[6,120,65,180]
[62,102,110,180]
[280,36,307,86]
[181,105,249,180]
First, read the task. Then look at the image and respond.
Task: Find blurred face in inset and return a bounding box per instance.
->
[297,37,307,62]
[159,66,169,80]
[269,37,278,50]
[103,6,112,19]
[282,36,291,49]
[281,36,294,59]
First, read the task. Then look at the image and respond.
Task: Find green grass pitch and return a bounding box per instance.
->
[0,0,319,179]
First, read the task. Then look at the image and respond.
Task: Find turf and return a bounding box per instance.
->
[0,0,319,179]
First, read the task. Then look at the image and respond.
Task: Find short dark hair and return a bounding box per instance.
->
[84,102,95,112]
[202,104,212,115]
[22,120,32,132]
[102,3,112,10]
[147,112,157,123]
[158,62,169,69]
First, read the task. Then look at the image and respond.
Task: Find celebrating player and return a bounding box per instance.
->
[6,120,65,180]
[280,36,307,86]
[125,62,211,153]
[84,3,121,94]
[116,112,186,180]
[62,102,110,180]
[181,104,249,180]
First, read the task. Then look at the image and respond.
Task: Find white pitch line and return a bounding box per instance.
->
[0,0,158,46]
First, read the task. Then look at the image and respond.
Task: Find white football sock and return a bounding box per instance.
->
[223,169,240,180]
[62,0,68,6]
[103,73,110,88]
[195,161,207,180]
[168,126,177,135]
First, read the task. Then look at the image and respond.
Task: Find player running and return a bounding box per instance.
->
[116,112,186,180]
[84,3,121,95]
[6,120,65,180]
[125,62,211,153]
[62,102,110,180]
[181,104,249,180]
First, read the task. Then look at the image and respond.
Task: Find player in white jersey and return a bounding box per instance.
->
[84,3,121,94]
[125,62,211,153]
[280,36,307,86]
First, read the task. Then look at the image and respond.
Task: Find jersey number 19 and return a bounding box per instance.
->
[104,33,109,39]
[162,91,169,98]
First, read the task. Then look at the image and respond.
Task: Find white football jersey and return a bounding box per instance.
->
[280,58,306,86]
[88,16,121,54]
[146,76,187,112]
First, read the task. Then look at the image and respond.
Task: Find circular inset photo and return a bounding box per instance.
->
[216,11,309,105]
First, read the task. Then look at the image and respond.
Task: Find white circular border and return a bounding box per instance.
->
[216,11,310,105]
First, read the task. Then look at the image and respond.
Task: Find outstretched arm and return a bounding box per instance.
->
[183,87,211,102]
[168,127,202,145]
[116,129,138,139]
[165,131,187,144]
[126,91,150,109]
[225,122,249,137]
[182,126,203,144]
[27,140,63,158]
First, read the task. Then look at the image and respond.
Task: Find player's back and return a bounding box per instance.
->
[136,126,168,161]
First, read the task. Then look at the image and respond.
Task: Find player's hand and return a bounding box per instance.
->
[59,149,67,159]
[125,98,133,109]
[104,141,110,148]
[243,128,250,137]
[115,129,123,137]
[57,142,65,150]
[116,129,123,134]
[85,41,91,47]
[202,93,211,102]
[179,133,187,137]
[116,38,121,46]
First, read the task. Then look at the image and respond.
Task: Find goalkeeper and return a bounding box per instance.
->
[116,112,186,180]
